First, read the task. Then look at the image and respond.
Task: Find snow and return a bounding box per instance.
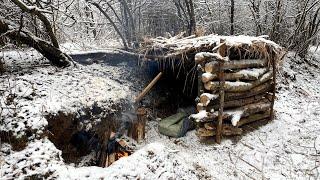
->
[189,110,209,122]
[60,42,124,55]
[200,93,218,106]
[229,110,243,126]
[225,81,250,87]
[55,143,199,180]
[1,48,320,179]
[149,34,281,54]
[201,93,218,101]
[0,50,138,138]
[235,68,267,79]
[194,52,227,63]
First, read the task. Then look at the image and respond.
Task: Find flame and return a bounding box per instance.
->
[116,151,130,159]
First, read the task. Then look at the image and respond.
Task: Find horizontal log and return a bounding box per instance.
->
[196,125,243,137]
[197,103,205,112]
[195,52,228,64]
[202,72,217,83]
[202,68,268,83]
[199,81,272,107]
[236,110,271,127]
[194,100,271,123]
[224,81,272,100]
[212,94,266,109]
[205,59,268,73]
[199,93,219,106]
[204,71,273,92]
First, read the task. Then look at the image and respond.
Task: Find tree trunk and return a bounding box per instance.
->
[230,0,235,35]
[119,0,136,43]
[90,2,128,50]
[11,0,60,48]
[0,19,71,67]
[184,0,196,35]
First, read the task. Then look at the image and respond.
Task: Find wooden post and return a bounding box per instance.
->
[216,60,225,144]
[127,107,147,143]
[270,56,276,120]
[216,40,227,144]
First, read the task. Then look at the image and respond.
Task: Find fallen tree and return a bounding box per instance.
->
[0,19,71,67]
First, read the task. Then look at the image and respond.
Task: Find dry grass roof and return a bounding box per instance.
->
[140,33,284,63]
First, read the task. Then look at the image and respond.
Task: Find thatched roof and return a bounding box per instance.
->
[140,33,284,63]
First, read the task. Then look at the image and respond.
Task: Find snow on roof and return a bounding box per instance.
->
[142,34,282,58]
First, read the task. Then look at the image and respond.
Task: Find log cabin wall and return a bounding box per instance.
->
[192,39,279,143]
[141,34,283,143]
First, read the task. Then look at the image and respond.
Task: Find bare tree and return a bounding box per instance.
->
[288,0,320,57]
[248,0,262,36]
[230,0,235,35]
[88,1,129,49]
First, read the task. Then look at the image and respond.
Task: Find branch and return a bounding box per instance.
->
[11,0,59,48]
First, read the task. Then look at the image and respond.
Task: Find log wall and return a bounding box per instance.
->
[191,43,276,143]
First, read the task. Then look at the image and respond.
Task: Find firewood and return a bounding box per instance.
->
[197,103,205,112]
[107,153,116,166]
[199,93,219,106]
[202,72,217,83]
[205,59,268,73]
[236,110,271,127]
[195,52,228,64]
[204,71,273,92]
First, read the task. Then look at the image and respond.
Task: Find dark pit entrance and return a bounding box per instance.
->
[46,51,198,168]
[46,105,147,167]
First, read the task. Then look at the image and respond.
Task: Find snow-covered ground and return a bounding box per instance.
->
[1,48,319,179]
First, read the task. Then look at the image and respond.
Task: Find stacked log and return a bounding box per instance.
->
[190,42,277,143]
[140,34,283,143]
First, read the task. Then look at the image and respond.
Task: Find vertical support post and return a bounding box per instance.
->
[216,39,227,144]
[216,60,225,144]
[270,56,277,120]
[197,64,204,97]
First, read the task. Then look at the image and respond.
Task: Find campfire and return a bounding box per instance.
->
[105,135,133,167]
[101,107,148,167]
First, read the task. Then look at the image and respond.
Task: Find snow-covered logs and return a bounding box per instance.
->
[141,34,283,143]
[190,38,282,143]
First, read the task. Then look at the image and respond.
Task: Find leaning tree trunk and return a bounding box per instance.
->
[11,0,60,48]
[0,19,71,67]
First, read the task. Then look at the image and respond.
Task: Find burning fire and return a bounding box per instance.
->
[116,150,130,159]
